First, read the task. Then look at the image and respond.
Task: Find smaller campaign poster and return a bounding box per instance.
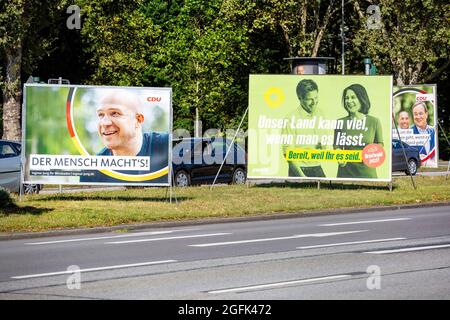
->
[23,84,172,186]
[393,85,438,168]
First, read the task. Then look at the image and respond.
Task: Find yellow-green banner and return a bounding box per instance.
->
[248,75,393,181]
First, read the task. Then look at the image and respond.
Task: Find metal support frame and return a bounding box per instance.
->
[210,106,248,190]
[341,0,345,75]
[48,77,70,194]
[437,122,450,180]
[166,163,178,204]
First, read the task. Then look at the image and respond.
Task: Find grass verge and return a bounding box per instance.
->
[1,176,449,233]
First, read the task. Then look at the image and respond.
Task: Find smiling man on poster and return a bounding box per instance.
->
[22,84,171,187]
[80,90,169,184]
[392,85,438,168]
[281,79,331,177]
[411,101,436,166]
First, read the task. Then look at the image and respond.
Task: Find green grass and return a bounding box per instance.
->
[1,176,449,233]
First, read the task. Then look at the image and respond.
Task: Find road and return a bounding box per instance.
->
[0,204,449,300]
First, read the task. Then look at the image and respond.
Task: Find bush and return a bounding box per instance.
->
[0,187,15,208]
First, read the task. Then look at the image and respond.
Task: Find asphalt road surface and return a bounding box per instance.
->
[0,204,449,300]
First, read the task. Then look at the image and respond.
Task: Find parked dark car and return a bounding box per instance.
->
[392,139,421,175]
[0,140,42,194]
[172,137,247,187]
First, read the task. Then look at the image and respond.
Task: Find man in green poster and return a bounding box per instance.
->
[281,79,331,177]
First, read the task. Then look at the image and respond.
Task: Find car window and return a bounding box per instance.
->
[392,141,401,149]
[193,141,203,156]
[211,141,226,155]
[173,143,181,157]
[13,143,21,153]
[202,141,213,157]
[182,145,191,157]
[0,143,19,158]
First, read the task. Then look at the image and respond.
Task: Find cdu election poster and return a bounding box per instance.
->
[248,75,393,182]
[22,84,172,186]
[392,84,438,168]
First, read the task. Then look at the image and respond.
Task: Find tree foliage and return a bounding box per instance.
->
[0,0,449,160]
[0,0,61,139]
[352,0,450,85]
[78,0,157,86]
[144,0,250,131]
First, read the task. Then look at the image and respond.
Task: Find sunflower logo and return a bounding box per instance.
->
[263,87,285,109]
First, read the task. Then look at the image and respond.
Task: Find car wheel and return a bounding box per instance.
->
[231,168,246,185]
[174,170,190,187]
[405,159,418,176]
[23,184,41,194]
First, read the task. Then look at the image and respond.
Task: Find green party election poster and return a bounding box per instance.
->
[248,75,393,182]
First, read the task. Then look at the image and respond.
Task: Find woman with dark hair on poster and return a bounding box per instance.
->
[334,84,383,179]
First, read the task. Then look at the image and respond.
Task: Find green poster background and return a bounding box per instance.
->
[23,84,171,186]
[248,75,393,181]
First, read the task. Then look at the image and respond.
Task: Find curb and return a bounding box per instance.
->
[1,201,450,241]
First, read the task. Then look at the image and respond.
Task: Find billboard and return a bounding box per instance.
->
[23,84,172,186]
[392,85,438,168]
[248,75,393,182]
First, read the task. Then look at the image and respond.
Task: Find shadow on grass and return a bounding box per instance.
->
[0,205,53,216]
[254,181,396,191]
[35,195,193,203]
[0,190,52,216]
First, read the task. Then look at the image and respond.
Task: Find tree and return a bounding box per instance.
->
[351,0,450,85]
[78,0,157,86]
[0,0,59,140]
[145,0,250,132]
[224,0,340,58]
[350,0,450,161]
[1,0,30,140]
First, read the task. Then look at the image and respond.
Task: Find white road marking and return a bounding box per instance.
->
[189,230,368,247]
[364,244,450,254]
[297,238,406,249]
[319,218,411,227]
[24,230,197,245]
[11,260,177,280]
[208,275,351,294]
[106,233,232,244]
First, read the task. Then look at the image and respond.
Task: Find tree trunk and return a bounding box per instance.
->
[280,23,293,57]
[409,62,423,85]
[2,43,22,141]
[352,0,365,20]
[311,28,323,57]
[311,1,336,57]
[300,1,307,36]
[394,59,405,86]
